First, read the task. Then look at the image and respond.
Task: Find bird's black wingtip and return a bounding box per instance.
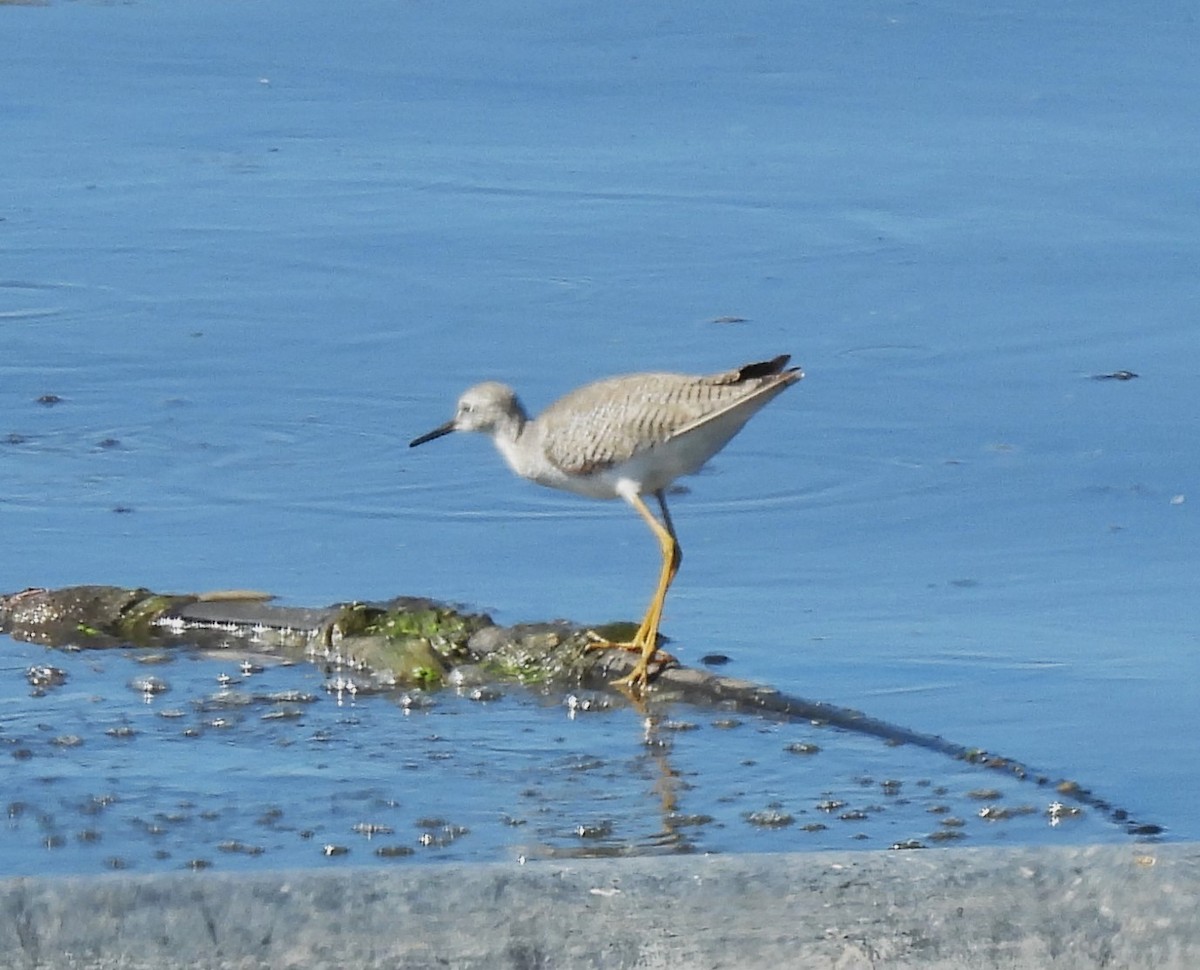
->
[738,354,798,380]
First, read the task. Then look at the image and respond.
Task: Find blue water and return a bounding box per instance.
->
[2,0,1197,873]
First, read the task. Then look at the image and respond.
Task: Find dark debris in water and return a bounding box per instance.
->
[26,665,68,689]
[745,809,795,829]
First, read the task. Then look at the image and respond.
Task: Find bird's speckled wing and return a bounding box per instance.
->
[537,357,799,476]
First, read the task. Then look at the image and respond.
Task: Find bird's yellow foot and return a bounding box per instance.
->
[611,659,654,693]
[583,630,677,665]
[584,630,676,691]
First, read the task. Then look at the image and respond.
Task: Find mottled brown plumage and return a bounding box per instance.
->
[539,356,799,477]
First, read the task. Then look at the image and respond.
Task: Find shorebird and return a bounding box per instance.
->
[409,355,803,690]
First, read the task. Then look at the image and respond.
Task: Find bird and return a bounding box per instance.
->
[409,354,803,691]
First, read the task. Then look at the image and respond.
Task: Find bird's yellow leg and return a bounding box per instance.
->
[588,490,681,691]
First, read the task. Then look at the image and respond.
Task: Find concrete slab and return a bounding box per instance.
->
[1,843,1195,969]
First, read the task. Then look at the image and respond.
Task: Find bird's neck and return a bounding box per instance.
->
[489,409,532,479]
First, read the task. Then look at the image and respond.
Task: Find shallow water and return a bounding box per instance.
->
[3,635,1115,876]
[2,0,1197,874]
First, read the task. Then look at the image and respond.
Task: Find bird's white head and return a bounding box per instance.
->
[409,381,527,447]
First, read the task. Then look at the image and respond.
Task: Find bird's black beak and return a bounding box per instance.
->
[409,420,456,448]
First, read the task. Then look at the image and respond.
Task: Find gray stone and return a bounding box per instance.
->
[0,843,1194,969]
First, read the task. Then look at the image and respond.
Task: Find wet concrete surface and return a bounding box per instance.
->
[0,842,1195,969]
